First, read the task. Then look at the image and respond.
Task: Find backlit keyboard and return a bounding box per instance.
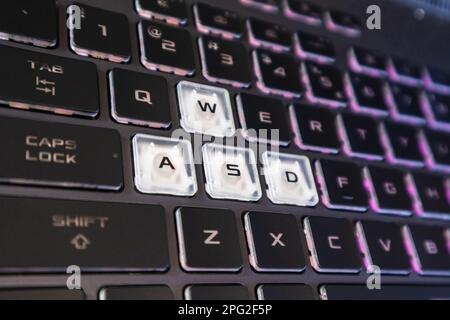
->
[0,0,449,300]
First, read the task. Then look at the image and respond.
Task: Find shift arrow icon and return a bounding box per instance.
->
[70,234,91,251]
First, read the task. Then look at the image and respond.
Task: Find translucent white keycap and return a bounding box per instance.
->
[202,144,262,201]
[177,81,236,137]
[262,151,318,206]
[132,134,197,196]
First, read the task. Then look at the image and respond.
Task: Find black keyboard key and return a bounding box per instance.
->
[324,10,362,38]
[99,286,174,300]
[386,83,425,125]
[136,0,188,26]
[294,32,335,64]
[404,224,450,276]
[176,207,243,272]
[388,57,424,87]
[0,198,169,272]
[337,113,384,160]
[356,221,411,274]
[244,212,306,272]
[0,289,85,300]
[253,49,302,98]
[199,36,252,88]
[247,18,291,52]
[364,167,412,216]
[0,116,122,191]
[348,47,388,78]
[236,93,291,146]
[0,45,99,118]
[408,173,450,220]
[421,129,450,172]
[304,217,361,273]
[424,67,450,94]
[283,0,323,26]
[0,0,57,48]
[345,72,389,117]
[302,62,347,108]
[381,122,424,167]
[194,3,242,39]
[185,285,251,300]
[290,104,340,154]
[109,68,172,129]
[257,284,315,300]
[69,4,131,63]
[422,92,450,131]
[240,0,280,13]
[321,285,450,300]
[139,21,195,76]
[315,160,368,211]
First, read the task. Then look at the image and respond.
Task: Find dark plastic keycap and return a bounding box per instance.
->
[0,116,123,191]
[185,285,251,300]
[99,286,174,300]
[199,36,252,88]
[69,4,131,63]
[304,216,362,273]
[237,93,291,146]
[408,172,450,220]
[302,61,347,108]
[0,198,170,273]
[291,104,340,154]
[244,212,306,272]
[356,221,411,274]
[0,45,99,118]
[247,18,291,52]
[257,284,316,300]
[316,159,368,211]
[349,47,388,77]
[386,83,425,125]
[346,72,389,117]
[295,31,335,64]
[194,3,243,39]
[139,20,195,76]
[364,166,412,216]
[176,207,243,272]
[404,224,450,276]
[0,289,85,300]
[423,92,450,131]
[284,0,323,26]
[136,0,188,26]
[254,49,303,98]
[0,0,57,48]
[421,129,450,172]
[338,113,384,160]
[109,68,172,129]
[382,122,424,167]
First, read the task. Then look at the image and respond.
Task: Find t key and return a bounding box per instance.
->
[69,4,131,63]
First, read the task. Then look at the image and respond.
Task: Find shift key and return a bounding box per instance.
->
[0,45,99,118]
[0,197,170,273]
[0,116,123,191]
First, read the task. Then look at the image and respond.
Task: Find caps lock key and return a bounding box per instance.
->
[0,116,123,191]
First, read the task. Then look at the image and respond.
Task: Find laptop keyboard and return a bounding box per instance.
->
[0,0,449,300]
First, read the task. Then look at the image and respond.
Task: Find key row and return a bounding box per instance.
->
[4,1,449,96]
[1,111,450,219]
[4,284,450,300]
[133,132,450,220]
[0,197,448,277]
